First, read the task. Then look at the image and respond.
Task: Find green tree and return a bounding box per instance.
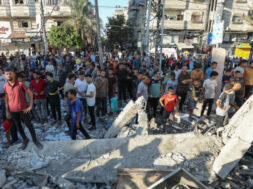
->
[48,25,82,49]
[67,0,97,44]
[106,15,129,50]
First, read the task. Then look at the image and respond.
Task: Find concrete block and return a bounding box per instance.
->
[57,177,75,189]
[0,169,6,188]
[104,100,138,138]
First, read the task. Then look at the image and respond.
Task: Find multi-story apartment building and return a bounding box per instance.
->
[221,0,253,56]
[0,0,71,55]
[127,0,253,56]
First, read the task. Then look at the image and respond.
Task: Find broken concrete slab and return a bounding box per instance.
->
[136,110,148,136]
[2,134,222,184]
[213,106,253,179]
[104,100,138,138]
[0,169,6,188]
[222,95,253,143]
[57,177,75,189]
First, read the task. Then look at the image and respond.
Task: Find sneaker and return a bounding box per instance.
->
[34,141,43,150]
[20,139,29,150]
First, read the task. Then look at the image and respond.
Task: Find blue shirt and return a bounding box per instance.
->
[30,60,36,70]
[133,59,141,70]
[68,99,83,124]
[205,67,213,79]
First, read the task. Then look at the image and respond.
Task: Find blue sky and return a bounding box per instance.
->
[90,0,129,26]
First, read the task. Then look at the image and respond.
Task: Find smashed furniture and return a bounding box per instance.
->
[147,168,208,189]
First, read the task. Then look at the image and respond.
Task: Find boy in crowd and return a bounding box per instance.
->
[188,79,202,120]
[201,71,218,119]
[67,89,91,140]
[216,84,233,128]
[233,71,245,107]
[205,62,218,79]
[159,87,179,133]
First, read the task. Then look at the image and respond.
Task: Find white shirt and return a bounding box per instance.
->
[0,75,7,94]
[86,83,96,106]
[46,64,54,72]
[203,79,217,99]
[74,78,88,99]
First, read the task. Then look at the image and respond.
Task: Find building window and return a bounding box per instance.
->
[15,0,24,4]
[47,0,58,5]
[18,21,29,28]
[57,21,63,26]
[191,12,203,23]
[232,15,243,24]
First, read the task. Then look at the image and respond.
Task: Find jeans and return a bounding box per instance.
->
[176,91,187,111]
[88,106,96,128]
[216,115,225,128]
[49,95,61,121]
[96,97,107,116]
[34,98,47,120]
[10,112,38,143]
[201,98,214,116]
[80,98,87,117]
[71,122,90,140]
[148,97,159,118]
[118,82,127,101]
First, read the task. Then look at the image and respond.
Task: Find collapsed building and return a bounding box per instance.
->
[0,96,253,189]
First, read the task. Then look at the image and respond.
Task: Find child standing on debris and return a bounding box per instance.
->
[215,84,233,128]
[159,87,179,133]
[188,79,202,120]
[67,89,91,140]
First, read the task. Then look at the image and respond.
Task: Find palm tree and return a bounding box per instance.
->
[66,0,97,44]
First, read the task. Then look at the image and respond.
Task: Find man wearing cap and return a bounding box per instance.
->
[4,67,43,150]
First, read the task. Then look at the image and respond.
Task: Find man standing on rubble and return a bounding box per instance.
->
[4,67,43,150]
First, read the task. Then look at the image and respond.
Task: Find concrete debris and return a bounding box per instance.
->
[2,179,18,189]
[0,169,6,188]
[213,101,253,179]
[57,177,76,189]
[104,100,138,138]
[136,110,148,136]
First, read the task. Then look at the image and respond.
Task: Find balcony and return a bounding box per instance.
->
[0,6,11,17]
[229,23,253,31]
[164,0,208,10]
[44,6,71,17]
[11,5,36,17]
[161,20,205,30]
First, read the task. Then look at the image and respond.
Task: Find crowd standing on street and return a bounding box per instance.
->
[0,50,252,150]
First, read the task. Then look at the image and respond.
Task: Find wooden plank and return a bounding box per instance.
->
[117,168,173,189]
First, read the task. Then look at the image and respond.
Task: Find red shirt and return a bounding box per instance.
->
[4,80,28,112]
[160,94,178,112]
[30,79,46,99]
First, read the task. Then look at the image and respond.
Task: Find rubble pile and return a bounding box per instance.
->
[0,96,253,188]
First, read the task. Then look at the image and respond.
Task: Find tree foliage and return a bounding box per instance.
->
[105,15,130,49]
[48,25,82,49]
[67,0,97,45]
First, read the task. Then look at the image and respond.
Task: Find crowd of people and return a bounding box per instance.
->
[0,50,252,150]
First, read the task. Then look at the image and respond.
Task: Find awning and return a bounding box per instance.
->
[237,43,251,49]
[176,43,194,50]
[8,31,26,39]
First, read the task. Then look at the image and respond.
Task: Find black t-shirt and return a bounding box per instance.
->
[108,76,116,92]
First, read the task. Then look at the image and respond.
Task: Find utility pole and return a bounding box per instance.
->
[95,0,104,69]
[144,0,152,54]
[159,0,165,71]
[40,0,48,57]
[154,0,164,71]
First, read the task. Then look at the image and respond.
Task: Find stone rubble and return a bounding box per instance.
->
[0,97,253,188]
